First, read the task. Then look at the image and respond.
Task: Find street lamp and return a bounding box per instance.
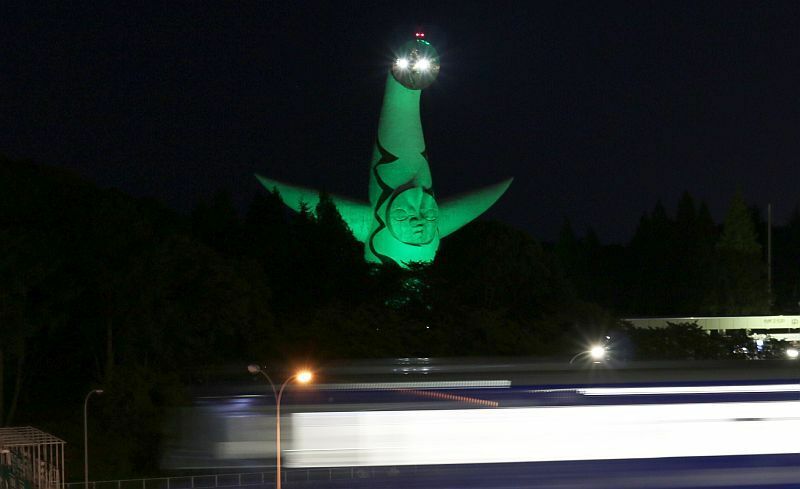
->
[247,365,312,489]
[569,344,607,364]
[83,388,104,489]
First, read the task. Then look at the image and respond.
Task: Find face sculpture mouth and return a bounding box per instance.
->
[386,187,439,245]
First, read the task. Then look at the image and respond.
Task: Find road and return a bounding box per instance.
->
[273,455,800,488]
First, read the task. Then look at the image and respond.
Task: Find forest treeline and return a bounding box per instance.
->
[1,156,798,478]
[558,190,799,316]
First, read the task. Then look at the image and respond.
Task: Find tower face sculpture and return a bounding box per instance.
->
[256,36,512,268]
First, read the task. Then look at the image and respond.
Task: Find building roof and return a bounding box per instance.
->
[0,427,65,449]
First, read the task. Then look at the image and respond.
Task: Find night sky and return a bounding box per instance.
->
[3,2,799,243]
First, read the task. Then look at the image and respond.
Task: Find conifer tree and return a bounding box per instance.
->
[710,192,768,314]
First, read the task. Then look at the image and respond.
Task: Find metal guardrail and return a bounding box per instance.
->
[66,467,410,489]
[66,472,272,489]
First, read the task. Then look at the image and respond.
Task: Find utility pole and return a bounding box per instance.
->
[767,203,772,310]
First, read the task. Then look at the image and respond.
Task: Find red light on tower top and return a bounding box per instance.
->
[415,32,425,38]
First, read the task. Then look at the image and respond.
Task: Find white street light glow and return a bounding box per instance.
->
[589,345,606,360]
[395,58,409,69]
[415,58,431,71]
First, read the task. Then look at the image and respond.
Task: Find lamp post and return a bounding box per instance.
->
[83,388,104,489]
[247,365,312,489]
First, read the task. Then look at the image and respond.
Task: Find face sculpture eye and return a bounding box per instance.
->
[387,188,439,245]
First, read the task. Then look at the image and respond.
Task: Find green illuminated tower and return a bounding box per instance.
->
[257,34,512,267]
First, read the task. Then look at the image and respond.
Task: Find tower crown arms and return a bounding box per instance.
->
[256,37,512,268]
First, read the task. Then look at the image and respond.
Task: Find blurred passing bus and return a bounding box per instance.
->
[161,358,800,471]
